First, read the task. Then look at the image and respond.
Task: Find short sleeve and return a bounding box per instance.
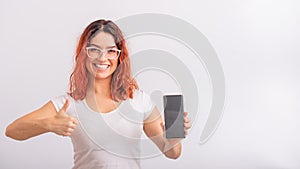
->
[50,94,68,112]
[130,90,155,120]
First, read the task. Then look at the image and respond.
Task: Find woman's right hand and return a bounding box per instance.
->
[6,98,78,140]
[47,99,78,136]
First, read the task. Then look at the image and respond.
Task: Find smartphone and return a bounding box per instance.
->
[163,94,185,138]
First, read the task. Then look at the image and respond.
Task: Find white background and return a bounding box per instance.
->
[1,0,300,168]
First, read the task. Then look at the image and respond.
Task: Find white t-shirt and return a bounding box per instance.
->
[51,90,155,169]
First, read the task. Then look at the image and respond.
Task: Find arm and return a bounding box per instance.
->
[143,107,191,159]
[5,99,78,141]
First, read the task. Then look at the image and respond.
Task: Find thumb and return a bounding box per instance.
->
[160,121,165,130]
[58,99,69,114]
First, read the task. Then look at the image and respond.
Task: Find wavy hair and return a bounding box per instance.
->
[69,19,138,101]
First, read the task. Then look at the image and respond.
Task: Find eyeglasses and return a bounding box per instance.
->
[86,46,121,60]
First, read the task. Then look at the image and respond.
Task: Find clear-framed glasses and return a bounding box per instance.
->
[86,46,121,60]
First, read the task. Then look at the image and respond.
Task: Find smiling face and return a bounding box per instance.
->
[85,31,119,80]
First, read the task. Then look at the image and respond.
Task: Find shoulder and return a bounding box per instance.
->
[130,89,155,119]
[132,89,148,99]
[50,93,77,113]
[131,89,151,105]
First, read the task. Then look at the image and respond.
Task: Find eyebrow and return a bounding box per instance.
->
[89,43,117,49]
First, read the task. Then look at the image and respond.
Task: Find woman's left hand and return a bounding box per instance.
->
[143,107,191,158]
[183,112,191,136]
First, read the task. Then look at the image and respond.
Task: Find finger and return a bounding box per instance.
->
[59,99,69,114]
[71,117,79,125]
[57,129,68,136]
[62,131,72,137]
[59,127,74,136]
[184,117,191,123]
[184,111,188,117]
[184,122,191,129]
[68,121,77,129]
[160,121,165,131]
[66,127,74,133]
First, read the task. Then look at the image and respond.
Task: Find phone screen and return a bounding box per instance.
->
[163,94,185,138]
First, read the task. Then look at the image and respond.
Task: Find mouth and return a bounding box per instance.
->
[93,63,110,70]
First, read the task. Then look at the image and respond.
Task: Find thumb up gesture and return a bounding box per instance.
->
[49,99,78,136]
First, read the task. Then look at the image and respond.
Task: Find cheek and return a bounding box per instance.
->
[111,60,119,70]
[85,60,89,69]
[85,60,93,73]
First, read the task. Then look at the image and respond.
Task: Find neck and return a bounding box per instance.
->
[86,76,112,98]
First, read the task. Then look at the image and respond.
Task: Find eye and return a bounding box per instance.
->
[107,49,118,54]
[89,48,100,53]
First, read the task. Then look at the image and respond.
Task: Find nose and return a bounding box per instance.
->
[98,51,107,61]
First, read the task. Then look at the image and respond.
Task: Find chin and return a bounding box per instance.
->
[94,73,112,80]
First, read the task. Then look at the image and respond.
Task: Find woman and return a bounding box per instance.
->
[5,19,191,169]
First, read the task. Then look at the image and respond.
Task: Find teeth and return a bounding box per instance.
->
[94,64,109,69]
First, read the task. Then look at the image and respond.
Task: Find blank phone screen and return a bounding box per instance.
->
[163,94,185,138]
